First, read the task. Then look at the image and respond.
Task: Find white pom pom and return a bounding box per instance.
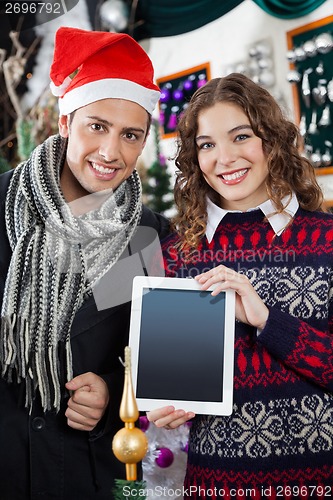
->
[50,76,72,97]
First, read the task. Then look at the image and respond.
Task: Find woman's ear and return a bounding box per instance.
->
[58,115,69,138]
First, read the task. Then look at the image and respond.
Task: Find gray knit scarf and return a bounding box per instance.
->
[0,134,142,412]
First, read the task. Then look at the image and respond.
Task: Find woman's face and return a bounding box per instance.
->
[196,102,269,211]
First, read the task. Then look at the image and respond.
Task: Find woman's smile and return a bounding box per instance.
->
[219,168,249,185]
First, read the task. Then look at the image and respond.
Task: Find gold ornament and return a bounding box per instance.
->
[112,346,148,481]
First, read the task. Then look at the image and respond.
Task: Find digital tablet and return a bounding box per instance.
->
[128,276,236,416]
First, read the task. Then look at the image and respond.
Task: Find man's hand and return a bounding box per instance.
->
[65,372,110,431]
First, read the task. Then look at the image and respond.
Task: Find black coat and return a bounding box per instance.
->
[0,170,170,500]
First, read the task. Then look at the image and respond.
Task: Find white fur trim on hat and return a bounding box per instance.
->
[58,78,160,115]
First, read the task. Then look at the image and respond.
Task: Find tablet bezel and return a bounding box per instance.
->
[129,276,236,416]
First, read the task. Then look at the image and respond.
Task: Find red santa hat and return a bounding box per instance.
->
[50,27,160,115]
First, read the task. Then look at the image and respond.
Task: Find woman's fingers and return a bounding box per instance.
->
[146,406,195,429]
[195,266,269,329]
[196,266,249,294]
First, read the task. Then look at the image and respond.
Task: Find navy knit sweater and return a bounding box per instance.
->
[162,207,333,499]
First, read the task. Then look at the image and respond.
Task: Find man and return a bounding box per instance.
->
[0,27,169,499]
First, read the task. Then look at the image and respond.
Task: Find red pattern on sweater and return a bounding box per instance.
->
[162,208,333,498]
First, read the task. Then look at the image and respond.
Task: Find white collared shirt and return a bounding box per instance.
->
[205,193,299,243]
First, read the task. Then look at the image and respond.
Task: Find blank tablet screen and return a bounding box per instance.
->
[136,288,226,402]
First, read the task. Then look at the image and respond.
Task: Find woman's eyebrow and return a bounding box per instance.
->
[196,124,252,142]
[196,134,211,142]
[228,124,252,134]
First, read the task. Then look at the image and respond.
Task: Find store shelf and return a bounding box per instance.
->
[324,199,333,208]
[315,166,333,176]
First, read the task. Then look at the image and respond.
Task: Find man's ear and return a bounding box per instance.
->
[58,114,69,138]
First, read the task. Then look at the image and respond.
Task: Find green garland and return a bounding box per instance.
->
[112,479,147,499]
[16,117,35,161]
[142,120,173,214]
[0,153,12,173]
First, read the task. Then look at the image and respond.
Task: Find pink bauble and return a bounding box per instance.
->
[139,415,150,432]
[197,78,207,88]
[167,113,177,130]
[155,447,174,468]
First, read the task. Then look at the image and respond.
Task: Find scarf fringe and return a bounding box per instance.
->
[1,315,16,375]
[1,314,73,411]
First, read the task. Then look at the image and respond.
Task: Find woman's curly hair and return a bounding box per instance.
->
[172,73,324,252]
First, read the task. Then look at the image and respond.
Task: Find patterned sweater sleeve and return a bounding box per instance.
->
[257,301,333,392]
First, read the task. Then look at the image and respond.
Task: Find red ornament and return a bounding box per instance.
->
[155,447,174,468]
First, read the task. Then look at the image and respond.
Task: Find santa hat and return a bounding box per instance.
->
[50,27,160,115]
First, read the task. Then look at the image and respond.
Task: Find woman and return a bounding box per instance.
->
[148,74,333,498]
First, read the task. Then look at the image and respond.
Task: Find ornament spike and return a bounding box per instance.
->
[112,346,148,481]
